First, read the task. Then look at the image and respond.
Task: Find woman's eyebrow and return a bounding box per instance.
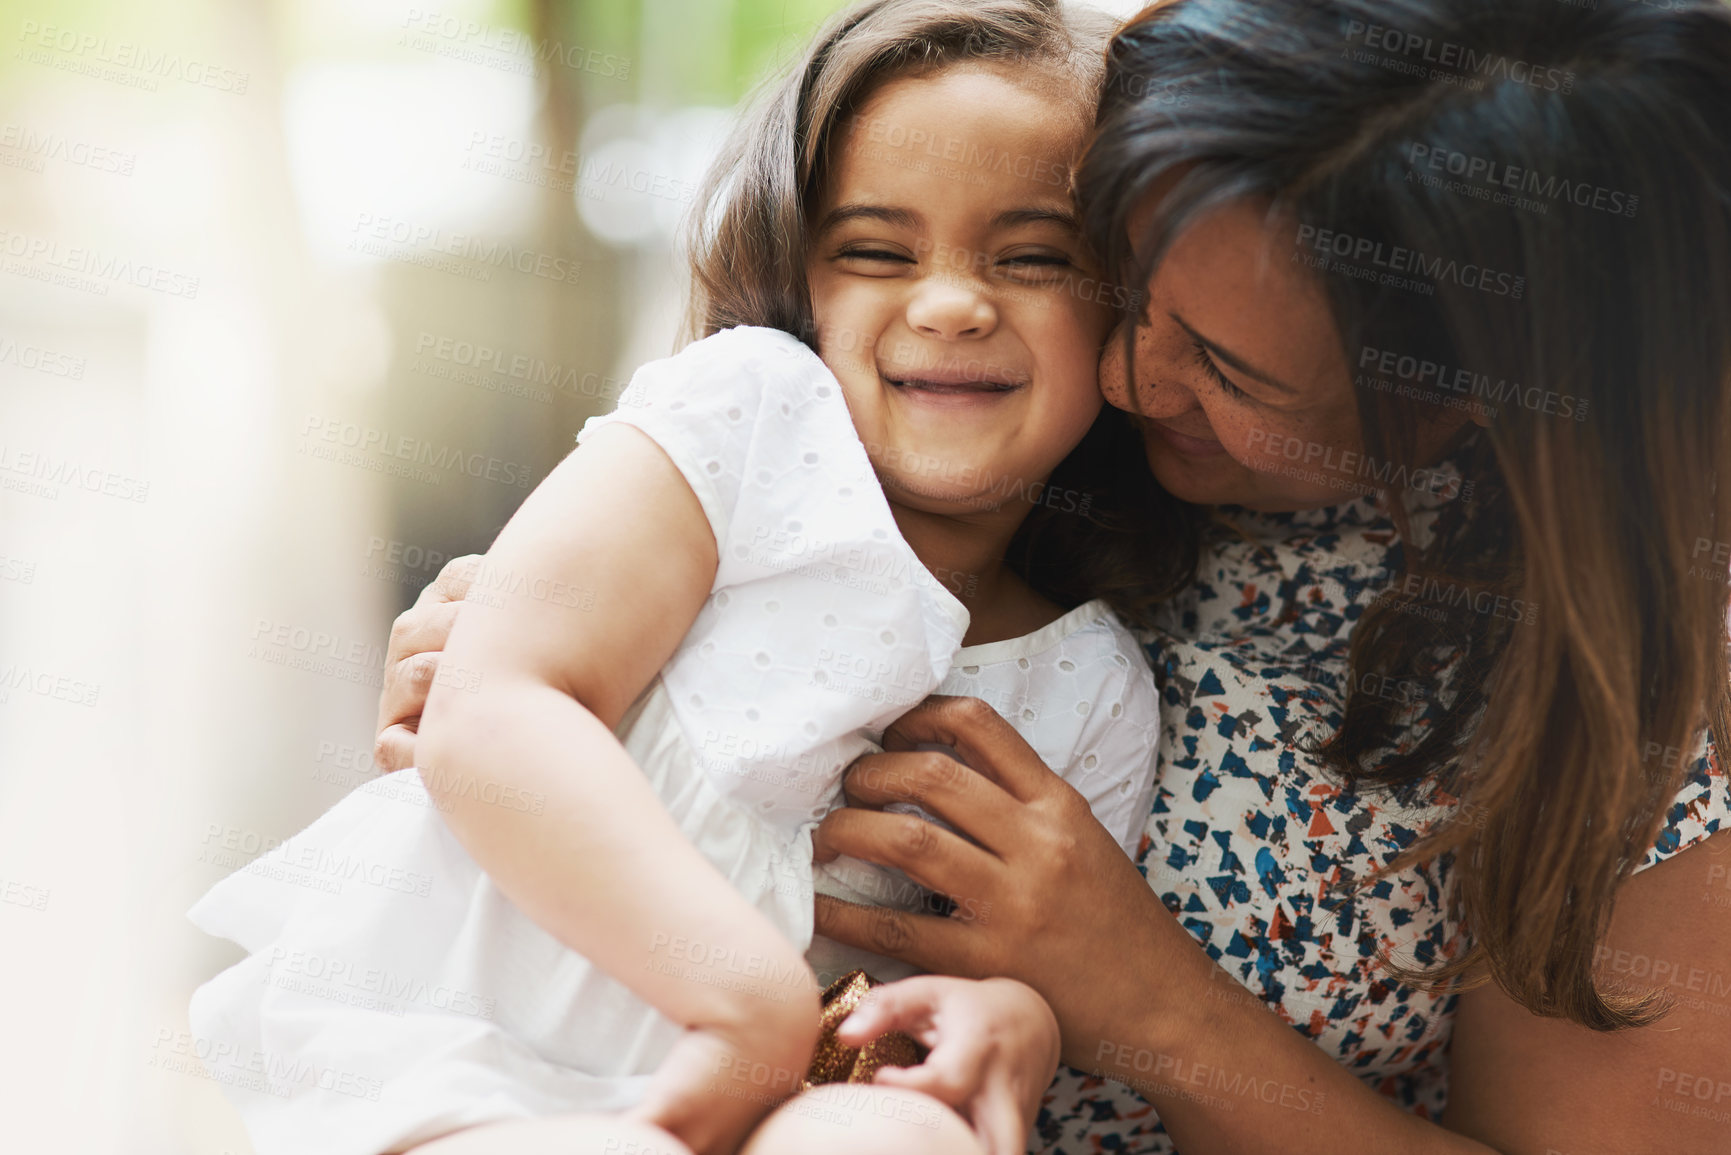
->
[816,203,922,233]
[1171,311,1299,395]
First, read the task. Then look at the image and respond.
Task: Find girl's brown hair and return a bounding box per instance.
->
[1081,0,1731,1029]
[684,0,1203,620]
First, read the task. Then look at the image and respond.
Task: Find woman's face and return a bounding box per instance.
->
[1099,199,1388,512]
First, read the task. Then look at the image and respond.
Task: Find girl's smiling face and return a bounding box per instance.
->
[805,65,1113,515]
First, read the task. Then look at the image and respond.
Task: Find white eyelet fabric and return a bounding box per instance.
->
[185,327,1161,1155]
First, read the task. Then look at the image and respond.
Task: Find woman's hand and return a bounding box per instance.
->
[373,554,482,773]
[838,975,1060,1155]
[811,696,1176,1069]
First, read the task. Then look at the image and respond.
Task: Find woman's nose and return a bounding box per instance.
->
[1103,335,1202,420]
[1135,369,1203,421]
[905,277,997,340]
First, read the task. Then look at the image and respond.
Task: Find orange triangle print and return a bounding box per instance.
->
[1308,804,1336,837]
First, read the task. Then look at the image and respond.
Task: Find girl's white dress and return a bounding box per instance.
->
[187,327,1161,1155]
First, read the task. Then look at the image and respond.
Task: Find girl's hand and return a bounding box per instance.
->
[811,696,1175,1069]
[838,975,1060,1155]
[373,554,481,772]
[628,1009,819,1155]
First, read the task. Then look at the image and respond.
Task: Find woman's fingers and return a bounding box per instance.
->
[841,750,1021,851]
[378,640,444,721]
[374,647,443,771]
[811,895,980,976]
[385,554,480,676]
[422,552,483,605]
[812,807,1000,900]
[374,555,480,760]
[387,591,467,668]
[372,720,420,774]
[881,696,1062,802]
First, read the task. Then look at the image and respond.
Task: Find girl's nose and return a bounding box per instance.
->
[906,278,997,340]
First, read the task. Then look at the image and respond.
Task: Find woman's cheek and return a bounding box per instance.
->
[1226,411,1375,503]
[1208,408,1280,470]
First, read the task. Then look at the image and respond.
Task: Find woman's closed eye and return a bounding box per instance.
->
[1190,338,1252,401]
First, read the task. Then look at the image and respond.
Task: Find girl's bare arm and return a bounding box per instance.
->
[417,422,818,1052]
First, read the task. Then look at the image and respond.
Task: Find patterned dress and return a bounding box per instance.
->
[1030,490,1731,1154]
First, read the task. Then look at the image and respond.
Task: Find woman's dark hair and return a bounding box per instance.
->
[1081,0,1731,1030]
[683,0,1202,623]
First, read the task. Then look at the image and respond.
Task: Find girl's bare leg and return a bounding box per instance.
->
[399,1086,985,1155]
[403,1114,693,1155]
[740,1084,987,1155]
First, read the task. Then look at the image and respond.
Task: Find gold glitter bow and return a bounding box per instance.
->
[801,970,927,1089]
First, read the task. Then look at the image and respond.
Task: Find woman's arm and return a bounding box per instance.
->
[813,697,1725,1155]
[1445,827,1731,1153]
[417,422,819,1066]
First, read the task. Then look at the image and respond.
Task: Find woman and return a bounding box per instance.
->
[373,0,1731,1150]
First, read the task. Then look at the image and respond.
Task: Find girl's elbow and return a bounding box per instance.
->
[414,688,497,788]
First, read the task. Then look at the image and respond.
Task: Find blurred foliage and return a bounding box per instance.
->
[731,0,850,98]
[0,0,851,103]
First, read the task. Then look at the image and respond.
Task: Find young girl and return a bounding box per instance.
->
[188,4,1190,1154]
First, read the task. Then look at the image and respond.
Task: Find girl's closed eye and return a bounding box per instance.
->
[838,245,914,263]
[999,249,1077,283]
[834,245,916,275]
[832,245,1080,287]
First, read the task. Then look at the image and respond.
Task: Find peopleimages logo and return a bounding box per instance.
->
[1356,344,1588,422]
[1342,19,1574,94]
[0,123,136,175]
[1244,428,1471,501]
[0,227,200,299]
[1405,143,1639,218]
[298,415,535,489]
[15,20,251,94]
[1294,224,1525,300]
[348,213,581,286]
[399,9,629,80]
